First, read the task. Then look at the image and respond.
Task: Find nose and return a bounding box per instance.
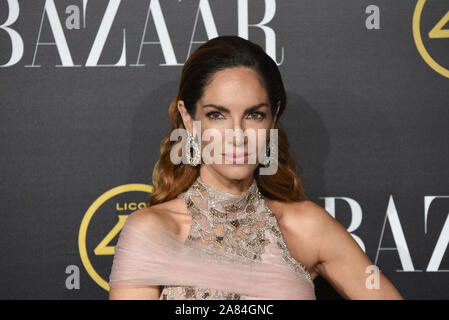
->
[234,126,245,147]
[224,122,246,149]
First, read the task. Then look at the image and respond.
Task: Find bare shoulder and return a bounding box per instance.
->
[267,199,333,235]
[126,198,191,237]
[279,200,352,249]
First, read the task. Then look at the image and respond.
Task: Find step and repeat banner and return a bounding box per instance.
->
[0,0,448,299]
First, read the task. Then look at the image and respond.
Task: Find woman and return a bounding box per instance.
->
[108,35,403,300]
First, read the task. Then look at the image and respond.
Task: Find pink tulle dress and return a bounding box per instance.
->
[108,176,316,300]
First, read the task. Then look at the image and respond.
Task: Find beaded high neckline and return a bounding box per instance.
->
[176,174,314,284]
[178,175,262,224]
[177,175,268,265]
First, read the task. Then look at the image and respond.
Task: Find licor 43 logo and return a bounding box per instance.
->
[413,0,449,78]
[78,183,153,291]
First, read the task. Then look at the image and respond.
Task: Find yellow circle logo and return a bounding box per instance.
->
[413,0,449,78]
[78,184,153,291]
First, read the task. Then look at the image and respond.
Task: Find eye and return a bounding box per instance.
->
[246,111,266,120]
[206,111,226,120]
[206,111,225,120]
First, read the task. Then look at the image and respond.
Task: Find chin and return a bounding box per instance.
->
[211,164,258,181]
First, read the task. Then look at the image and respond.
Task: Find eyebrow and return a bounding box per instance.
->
[202,103,269,113]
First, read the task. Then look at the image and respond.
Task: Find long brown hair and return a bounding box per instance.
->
[147,35,307,206]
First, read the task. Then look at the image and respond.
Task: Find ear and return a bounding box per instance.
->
[177,100,193,133]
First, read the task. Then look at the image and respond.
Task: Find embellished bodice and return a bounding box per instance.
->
[159,176,314,300]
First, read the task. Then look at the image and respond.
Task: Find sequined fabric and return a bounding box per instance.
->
[159,176,313,300]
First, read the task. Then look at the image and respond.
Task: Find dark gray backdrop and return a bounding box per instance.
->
[0,0,448,299]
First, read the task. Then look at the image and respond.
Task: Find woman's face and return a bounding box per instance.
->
[178,66,279,181]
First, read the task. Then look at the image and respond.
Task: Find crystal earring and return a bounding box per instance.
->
[185,131,201,166]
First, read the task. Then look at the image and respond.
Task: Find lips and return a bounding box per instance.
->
[222,153,249,163]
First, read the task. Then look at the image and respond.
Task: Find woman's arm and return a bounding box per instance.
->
[287,200,404,300]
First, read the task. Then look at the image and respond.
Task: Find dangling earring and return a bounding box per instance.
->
[259,139,277,166]
[185,131,201,166]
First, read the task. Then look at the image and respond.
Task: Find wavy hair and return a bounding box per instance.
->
[147,35,307,206]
